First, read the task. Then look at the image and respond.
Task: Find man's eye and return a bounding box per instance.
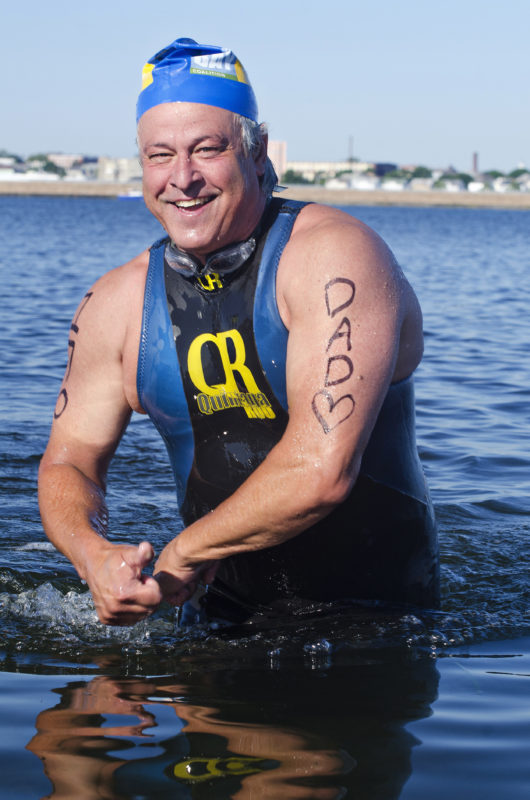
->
[148,153,172,163]
[195,146,223,156]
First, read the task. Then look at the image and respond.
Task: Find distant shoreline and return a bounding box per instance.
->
[0,181,141,198]
[281,186,530,209]
[1,180,530,210]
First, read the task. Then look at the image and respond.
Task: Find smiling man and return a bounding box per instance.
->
[38,38,439,626]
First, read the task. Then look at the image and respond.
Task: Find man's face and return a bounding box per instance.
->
[138,102,267,261]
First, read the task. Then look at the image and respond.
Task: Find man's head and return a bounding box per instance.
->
[137,37,277,260]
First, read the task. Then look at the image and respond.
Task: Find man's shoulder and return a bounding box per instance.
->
[79,249,150,319]
[276,201,410,328]
[71,249,151,344]
[286,202,389,261]
[283,202,397,281]
[292,201,366,231]
[95,248,151,293]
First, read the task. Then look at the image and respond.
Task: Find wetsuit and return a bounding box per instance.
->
[138,198,439,619]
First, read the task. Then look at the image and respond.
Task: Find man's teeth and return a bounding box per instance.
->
[175,197,211,209]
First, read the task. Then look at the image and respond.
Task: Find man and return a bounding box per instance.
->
[38,38,439,627]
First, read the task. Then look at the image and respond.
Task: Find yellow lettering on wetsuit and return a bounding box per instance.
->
[197,271,223,291]
[187,329,276,419]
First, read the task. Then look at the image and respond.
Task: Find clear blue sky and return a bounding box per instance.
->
[2,0,529,172]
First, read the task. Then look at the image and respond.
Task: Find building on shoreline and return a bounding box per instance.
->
[97,156,142,183]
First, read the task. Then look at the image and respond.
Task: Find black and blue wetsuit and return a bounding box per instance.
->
[138,198,439,619]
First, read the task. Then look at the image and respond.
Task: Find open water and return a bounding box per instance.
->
[0,195,529,799]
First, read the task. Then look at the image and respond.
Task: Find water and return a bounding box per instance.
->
[0,196,529,798]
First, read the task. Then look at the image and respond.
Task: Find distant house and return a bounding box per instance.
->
[78,157,99,181]
[325,177,350,190]
[97,157,143,183]
[349,174,380,190]
[434,178,466,192]
[63,169,88,182]
[0,165,18,179]
[380,177,406,191]
[408,178,433,192]
[47,153,83,170]
[490,177,518,193]
[515,173,530,192]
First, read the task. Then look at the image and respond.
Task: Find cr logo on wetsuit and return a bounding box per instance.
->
[188,329,276,420]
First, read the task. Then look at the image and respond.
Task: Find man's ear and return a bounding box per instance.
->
[254,132,268,176]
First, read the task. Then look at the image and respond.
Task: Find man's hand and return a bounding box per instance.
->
[154,541,218,606]
[85,540,163,626]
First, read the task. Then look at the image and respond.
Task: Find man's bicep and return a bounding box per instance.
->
[45,386,132,486]
[283,228,402,473]
[43,284,133,484]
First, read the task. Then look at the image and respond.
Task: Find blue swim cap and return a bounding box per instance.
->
[136,37,258,123]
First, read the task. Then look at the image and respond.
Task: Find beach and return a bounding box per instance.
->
[2,179,530,209]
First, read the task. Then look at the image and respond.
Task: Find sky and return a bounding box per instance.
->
[2,0,529,173]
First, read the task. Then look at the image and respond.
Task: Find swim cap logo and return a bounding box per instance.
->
[189,53,249,83]
[187,329,275,419]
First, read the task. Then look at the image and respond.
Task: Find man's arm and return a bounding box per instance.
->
[154,206,423,598]
[38,259,163,625]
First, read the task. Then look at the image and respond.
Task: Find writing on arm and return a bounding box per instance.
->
[312,277,356,434]
[54,291,94,419]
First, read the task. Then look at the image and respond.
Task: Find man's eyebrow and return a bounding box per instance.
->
[193,133,230,145]
[143,141,173,150]
[142,134,230,151]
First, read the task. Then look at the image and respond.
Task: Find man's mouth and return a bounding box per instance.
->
[170,196,214,210]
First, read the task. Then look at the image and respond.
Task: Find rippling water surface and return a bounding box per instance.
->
[0,196,528,799]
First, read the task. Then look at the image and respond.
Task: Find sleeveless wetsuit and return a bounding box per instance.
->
[138,198,439,619]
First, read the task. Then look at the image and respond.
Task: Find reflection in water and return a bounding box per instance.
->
[27,655,438,799]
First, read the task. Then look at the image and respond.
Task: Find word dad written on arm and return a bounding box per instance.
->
[54,292,93,419]
[311,278,356,434]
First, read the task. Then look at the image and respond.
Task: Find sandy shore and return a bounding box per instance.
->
[0,181,140,197]
[281,185,530,209]
[1,180,530,209]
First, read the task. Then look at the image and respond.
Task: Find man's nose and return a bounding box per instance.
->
[169,153,201,191]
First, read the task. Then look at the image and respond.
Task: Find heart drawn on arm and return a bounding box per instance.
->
[311,390,355,434]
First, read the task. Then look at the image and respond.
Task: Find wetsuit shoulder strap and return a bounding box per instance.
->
[253,198,309,409]
[258,197,308,278]
[137,236,169,402]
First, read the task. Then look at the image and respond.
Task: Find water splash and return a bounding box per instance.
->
[2,574,528,678]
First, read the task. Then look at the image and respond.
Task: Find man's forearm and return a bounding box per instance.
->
[177,472,333,563]
[156,434,356,576]
[39,461,164,625]
[38,462,112,581]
